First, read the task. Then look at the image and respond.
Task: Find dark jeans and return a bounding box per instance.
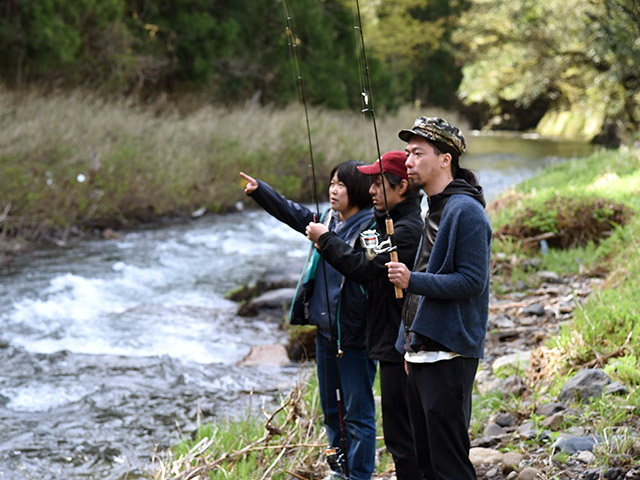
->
[407,357,479,480]
[379,360,421,480]
[316,335,377,480]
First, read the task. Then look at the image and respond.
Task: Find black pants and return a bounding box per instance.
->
[379,361,421,480]
[407,357,478,480]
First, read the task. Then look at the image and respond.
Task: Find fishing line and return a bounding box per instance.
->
[281,2,350,477]
[352,0,403,298]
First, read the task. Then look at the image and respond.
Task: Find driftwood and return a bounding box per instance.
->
[151,376,332,480]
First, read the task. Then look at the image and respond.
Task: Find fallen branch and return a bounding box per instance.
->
[0,203,11,225]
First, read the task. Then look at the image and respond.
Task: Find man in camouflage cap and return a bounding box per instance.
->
[387,116,492,479]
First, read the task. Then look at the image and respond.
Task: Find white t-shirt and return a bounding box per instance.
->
[405,350,460,363]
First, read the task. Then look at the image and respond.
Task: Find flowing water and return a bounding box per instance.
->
[0,134,594,480]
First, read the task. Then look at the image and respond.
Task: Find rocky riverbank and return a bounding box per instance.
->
[235,260,640,480]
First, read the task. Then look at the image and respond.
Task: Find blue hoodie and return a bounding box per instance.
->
[398,179,492,359]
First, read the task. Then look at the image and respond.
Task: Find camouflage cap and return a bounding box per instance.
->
[398,116,466,156]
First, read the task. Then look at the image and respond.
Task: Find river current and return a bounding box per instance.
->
[0,134,594,479]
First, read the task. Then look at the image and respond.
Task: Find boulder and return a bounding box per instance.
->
[238,344,291,367]
[559,368,613,403]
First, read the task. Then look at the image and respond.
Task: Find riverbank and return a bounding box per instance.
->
[0,86,468,260]
[152,146,640,479]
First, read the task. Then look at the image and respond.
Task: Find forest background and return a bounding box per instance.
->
[2,0,639,144]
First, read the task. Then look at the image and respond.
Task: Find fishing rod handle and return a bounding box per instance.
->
[385,218,403,299]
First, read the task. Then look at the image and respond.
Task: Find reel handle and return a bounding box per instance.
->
[386,219,403,299]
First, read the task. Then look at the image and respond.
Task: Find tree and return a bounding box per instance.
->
[361,0,471,108]
[454,0,640,141]
[0,0,126,86]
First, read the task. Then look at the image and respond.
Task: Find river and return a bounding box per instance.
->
[0,134,594,480]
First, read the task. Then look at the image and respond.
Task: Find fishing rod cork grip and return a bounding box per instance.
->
[385,218,403,299]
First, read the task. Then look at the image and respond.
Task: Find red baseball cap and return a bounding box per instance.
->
[357,151,408,180]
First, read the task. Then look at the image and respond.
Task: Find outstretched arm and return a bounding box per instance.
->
[239,172,315,234]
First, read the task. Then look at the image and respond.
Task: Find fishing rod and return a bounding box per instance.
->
[352,0,403,299]
[281,2,350,477]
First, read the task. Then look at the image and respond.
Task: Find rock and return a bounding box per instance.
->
[493,412,516,427]
[102,228,121,239]
[605,467,624,479]
[238,344,290,367]
[521,258,542,272]
[483,422,505,437]
[499,374,527,397]
[559,368,613,402]
[584,469,603,480]
[516,421,538,440]
[237,287,295,317]
[492,351,531,374]
[486,466,500,477]
[191,206,207,218]
[257,261,305,291]
[576,450,596,464]
[469,447,504,466]
[541,411,565,430]
[522,303,546,316]
[605,381,629,396]
[471,436,500,448]
[536,271,562,283]
[502,451,524,473]
[535,402,567,417]
[518,467,543,480]
[625,468,640,480]
[475,369,502,395]
[553,435,598,454]
[228,259,304,304]
[491,314,517,329]
[286,326,317,361]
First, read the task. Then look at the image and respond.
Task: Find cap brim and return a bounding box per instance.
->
[356,164,383,175]
[398,129,416,142]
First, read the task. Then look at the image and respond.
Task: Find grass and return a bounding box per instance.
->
[151,368,393,480]
[466,145,640,476]
[0,85,466,249]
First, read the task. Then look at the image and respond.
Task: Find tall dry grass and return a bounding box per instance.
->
[0,85,463,245]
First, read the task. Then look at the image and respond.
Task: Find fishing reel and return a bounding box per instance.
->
[360,229,396,260]
[324,447,347,479]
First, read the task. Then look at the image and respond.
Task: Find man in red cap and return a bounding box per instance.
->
[306,151,424,479]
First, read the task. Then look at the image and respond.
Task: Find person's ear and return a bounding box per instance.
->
[397,178,409,196]
[440,152,452,169]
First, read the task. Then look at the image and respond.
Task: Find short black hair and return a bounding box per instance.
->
[330,160,372,210]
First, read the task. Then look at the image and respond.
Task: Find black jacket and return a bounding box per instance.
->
[317,195,424,362]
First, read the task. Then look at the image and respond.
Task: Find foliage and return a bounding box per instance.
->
[152,367,393,479]
[496,194,633,249]
[604,355,640,386]
[0,0,399,109]
[487,147,640,386]
[2,0,640,138]
[0,0,130,85]
[361,0,471,107]
[152,373,327,480]
[0,87,424,244]
[454,0,640,139]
